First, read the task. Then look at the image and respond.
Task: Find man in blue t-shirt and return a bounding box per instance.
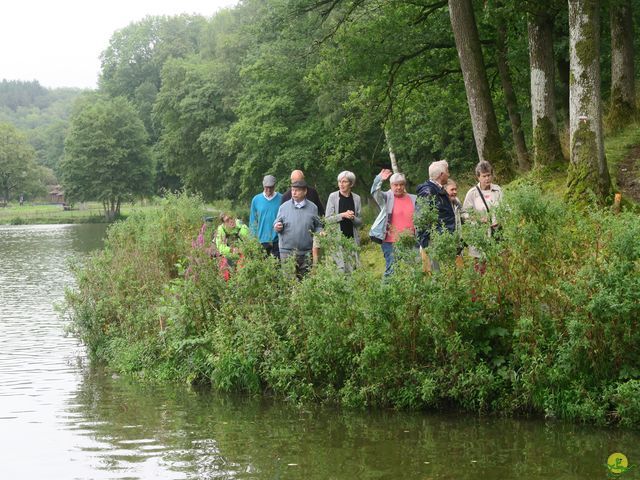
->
[249,175,282,257]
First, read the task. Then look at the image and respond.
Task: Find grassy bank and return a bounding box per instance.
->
[62,190,640,427]
[0,203,107,225]
[0,198,240,226]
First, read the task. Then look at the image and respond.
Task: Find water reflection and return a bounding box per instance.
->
[66,369,640,480]
[1,224,639,480]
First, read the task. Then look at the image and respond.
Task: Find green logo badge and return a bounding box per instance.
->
[607,453,634,477]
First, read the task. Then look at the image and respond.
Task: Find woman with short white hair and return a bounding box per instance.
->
[369,169,417,276]
[325,170,362,272]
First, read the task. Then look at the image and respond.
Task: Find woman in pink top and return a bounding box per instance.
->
[370,169,417,276]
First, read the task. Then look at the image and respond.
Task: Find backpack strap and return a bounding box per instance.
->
[476,185,491,213]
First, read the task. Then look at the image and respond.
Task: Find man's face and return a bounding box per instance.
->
[291,186,307,202]
[391,182,406,196]
[439,167,450,185]
[263,185,275,196]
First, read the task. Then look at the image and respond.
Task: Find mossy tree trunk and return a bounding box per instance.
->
[528,4,564,167]
[448,0,512,178]
[608,0,636,131]
[495,19,530,172]
[566,0,611,203]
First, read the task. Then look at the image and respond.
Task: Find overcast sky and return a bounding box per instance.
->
[0,0,239,89]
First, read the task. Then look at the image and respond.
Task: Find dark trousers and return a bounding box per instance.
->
[280,251,311,280]
[261,240,280,258]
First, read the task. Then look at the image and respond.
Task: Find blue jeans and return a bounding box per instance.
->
[381,241,395,277]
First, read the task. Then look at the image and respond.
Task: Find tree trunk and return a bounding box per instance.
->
[528,7,565,167]
[448,0,512,178]
[104,199,117,221]
[566,0,610,203]
[495,20,530,171]
[556,56,571,134]
[608,0,636,131]
[384,128,400,174]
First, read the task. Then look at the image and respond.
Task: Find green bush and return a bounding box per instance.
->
[63,186,640,426]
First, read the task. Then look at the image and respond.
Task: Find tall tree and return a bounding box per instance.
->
[99,15,208,140]
[566,0,610,202]
[0,123,38,203]
[61,96,152,220]
[494,12,530,171]
[608,0,636,130]
[528,1,565,167]
[448,0,512,177]
[153,59,237,200]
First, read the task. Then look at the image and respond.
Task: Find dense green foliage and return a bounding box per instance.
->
[0,2,637,205]
[74,0,639,203]
[0,80,83,173]
[65,191,640,426]
[60,95,152,219]
[0,123,45,202]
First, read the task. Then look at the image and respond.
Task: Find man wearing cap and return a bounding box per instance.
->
[274,179,322,278]
[250,175,282,257]
[280,170,325,216]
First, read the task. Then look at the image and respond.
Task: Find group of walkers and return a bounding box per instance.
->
[370,159,502,275]
[215,159,502,278]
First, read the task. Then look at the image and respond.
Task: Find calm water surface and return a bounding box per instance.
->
[1,223,639,480]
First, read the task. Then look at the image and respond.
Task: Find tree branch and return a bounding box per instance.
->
[412,1,449,25]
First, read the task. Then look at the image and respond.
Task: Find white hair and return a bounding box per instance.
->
[389,173,406,185]
[429,160,449,180]
[337,170,356,185]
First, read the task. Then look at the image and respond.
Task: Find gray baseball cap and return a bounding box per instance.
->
[262,175,276,187]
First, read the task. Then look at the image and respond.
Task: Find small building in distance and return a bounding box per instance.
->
[48,185,65,204]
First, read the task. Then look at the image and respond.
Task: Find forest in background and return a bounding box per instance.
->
[0,80,82,171]
[1,0,639,211]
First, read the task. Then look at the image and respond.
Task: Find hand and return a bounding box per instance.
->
[380,169,393,181]
[341,210,355,220]
[275,221,283,232]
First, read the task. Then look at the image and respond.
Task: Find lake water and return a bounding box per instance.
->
[1,223,638,479]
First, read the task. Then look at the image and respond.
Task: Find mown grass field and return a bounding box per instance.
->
[0,202,164,225]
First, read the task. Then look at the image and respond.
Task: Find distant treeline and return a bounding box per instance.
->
[0,79,83,172]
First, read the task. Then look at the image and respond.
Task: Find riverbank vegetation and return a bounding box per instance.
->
[64,191,640,427]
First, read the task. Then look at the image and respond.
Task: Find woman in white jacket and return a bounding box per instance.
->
[462,160,503,268]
